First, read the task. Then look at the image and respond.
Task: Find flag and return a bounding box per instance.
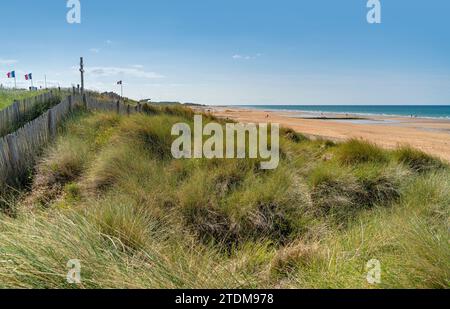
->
[7,71,15,78]
[117,80,122,85]
[25,73,32,80]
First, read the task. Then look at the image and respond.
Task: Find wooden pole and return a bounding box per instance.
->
[80,57,85,96]
[83,93,87,109]
[48,109,55,140]
[68,95,73,112]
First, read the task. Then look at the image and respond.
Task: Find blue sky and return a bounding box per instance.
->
[1,0,449,105]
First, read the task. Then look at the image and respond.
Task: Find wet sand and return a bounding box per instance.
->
[203,106,450,162]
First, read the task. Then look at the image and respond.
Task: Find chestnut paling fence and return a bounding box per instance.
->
[0,91,57,137]
[0,92,141,187]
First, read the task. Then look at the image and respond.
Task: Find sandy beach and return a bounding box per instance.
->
[204,106,450,162]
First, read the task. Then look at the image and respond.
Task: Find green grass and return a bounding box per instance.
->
[394,146,447,173]
[0,106,448,289]
[0,89,49,111]
[0,89,62,138]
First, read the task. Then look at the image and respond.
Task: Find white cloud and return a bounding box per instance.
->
[131,64,144,69]
[0,58,18,65]
[232,53,262,60]
[86,66,164,79]
[232,54,250,60]
[89,48,100,53]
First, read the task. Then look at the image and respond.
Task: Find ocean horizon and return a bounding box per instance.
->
[238,105,450,119]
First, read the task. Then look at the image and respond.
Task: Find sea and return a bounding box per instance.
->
[238,105,450,119]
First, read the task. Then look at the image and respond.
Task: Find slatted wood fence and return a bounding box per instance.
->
[0,91,56,137]
[86,95,142,115]
[0,93,141,187]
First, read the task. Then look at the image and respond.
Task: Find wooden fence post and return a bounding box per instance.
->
[48,110,55,140]
[116,100,120,114]
[83,93,88,109]
[6,134,19,172]
[68,95,73,112]
[13,100,20,123]
[138,103,142,113]
[127,104,131,116]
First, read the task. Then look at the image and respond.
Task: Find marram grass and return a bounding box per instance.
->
[0,106,448,289]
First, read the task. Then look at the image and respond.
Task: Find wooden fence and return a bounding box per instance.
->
[0,91,57,137]
[0,93,141,187]
[86,95,142,115]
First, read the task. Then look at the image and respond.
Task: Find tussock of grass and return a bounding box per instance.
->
[354,164,406,207]
[0,107,449,289]
[395,146,447,173]
[162,105,195,119]
[337,139,389,165]
[395,217,450,288]
[310,165,364,218]
[89,197,157,251]
[141,103,161,115]
[309,163,406,222]
[282,128,309,144]
[39,136,90,185]
[270,240,323,277]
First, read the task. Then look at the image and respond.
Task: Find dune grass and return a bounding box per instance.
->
[0,106,448,289]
